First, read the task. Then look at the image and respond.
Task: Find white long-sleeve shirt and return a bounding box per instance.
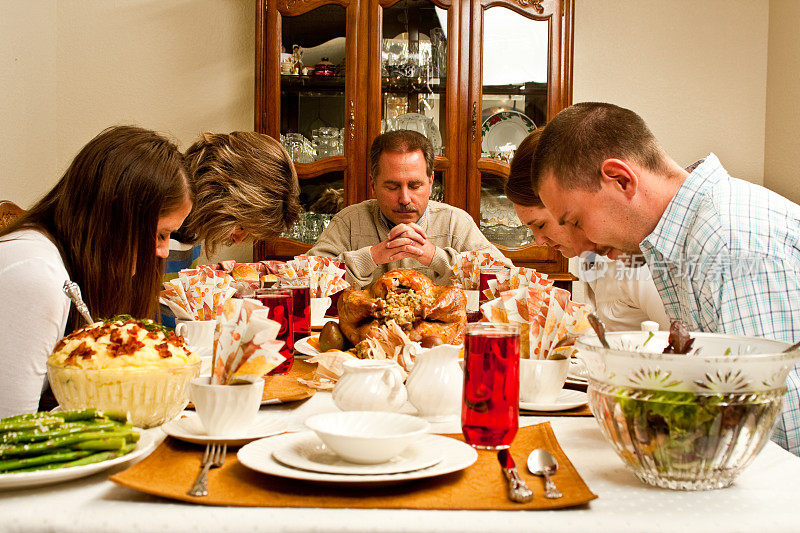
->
[0,229,70,417]
[580,255,670,332]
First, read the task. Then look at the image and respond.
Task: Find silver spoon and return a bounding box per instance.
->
[527,448,562,499]
[62,280,94,326]
[587,312,610,349]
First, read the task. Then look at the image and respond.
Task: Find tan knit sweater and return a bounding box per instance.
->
[308,200,512,288]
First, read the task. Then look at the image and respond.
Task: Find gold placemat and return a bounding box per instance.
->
[187,359,317,408]
[110,423,597,510]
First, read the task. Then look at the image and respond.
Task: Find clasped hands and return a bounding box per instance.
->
[370,223,435,266]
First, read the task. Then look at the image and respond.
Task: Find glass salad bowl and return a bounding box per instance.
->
[577,331,800,490]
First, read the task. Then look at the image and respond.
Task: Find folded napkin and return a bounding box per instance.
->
[451,251,507,290]
[481,284,592,360]
[276,255,349,298]
[110,422,596,510]
[212,298,285,384]
[160,266,237,320]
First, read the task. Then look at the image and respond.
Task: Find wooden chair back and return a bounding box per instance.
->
[0,201,26,231]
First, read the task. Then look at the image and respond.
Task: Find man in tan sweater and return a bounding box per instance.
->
[308,130,511,288]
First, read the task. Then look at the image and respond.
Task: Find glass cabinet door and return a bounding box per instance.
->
[280,5,349,243]
[469,1,562,250]
[373,0,458,205]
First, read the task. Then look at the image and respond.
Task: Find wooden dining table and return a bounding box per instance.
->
[2,387,799,533]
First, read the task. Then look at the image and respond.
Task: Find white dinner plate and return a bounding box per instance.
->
[481,110,536,154]
[272,433,443,475]
[161,413,286,446]
[0,428,157,490]
[294,335,320,356]
[238,431,477,484]
[311,317,338,330]
[519,389,588,412]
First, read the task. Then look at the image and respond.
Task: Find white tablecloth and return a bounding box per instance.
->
[2,392,799,533]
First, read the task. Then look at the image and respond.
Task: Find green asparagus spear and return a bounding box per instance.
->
[0,421,117,444]
[73,437,126,451]
[0,450,93,472]
[0,430,138,458]
[0,418,64,433]
[65,443,137,467]
[54,409,129,423]
[1,412,67,422]
[25,443,138,471]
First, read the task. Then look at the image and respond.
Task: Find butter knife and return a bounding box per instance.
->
[497,449,533,503]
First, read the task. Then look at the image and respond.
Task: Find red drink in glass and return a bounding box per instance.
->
[283,281,310,343]
[254,288,294,374]
[326,289,343,317]
[461,322,520,449]
[478,268,507,305]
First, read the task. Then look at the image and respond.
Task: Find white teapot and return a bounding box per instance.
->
[405,344,463,421]
[332,359,407,412]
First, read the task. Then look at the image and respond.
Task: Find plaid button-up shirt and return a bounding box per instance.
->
[640,153,800,455]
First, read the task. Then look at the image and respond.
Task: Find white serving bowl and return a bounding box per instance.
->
[304,411,430,464]
[48,361,200,428]
[577,330,800,490]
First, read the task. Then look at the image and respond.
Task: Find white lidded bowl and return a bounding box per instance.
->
[304,411,430,464]
[577,330,800,490]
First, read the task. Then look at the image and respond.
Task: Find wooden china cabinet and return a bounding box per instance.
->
[253,0,575,285]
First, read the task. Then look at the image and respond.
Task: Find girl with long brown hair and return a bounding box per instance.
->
[0,125,192,416]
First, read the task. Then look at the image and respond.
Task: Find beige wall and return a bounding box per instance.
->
[764,0,800,203]
[573,0,769,184]
[1,2,58,206]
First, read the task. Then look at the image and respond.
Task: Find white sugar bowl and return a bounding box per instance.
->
[405,343,463,421]
[332,359,407,412]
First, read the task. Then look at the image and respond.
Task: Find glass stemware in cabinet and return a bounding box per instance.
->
[380,2,449,158]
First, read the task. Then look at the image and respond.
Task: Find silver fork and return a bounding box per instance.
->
[187,443,227,497]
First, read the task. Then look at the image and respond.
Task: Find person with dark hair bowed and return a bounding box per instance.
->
[506,129,668,331]
[0,126,193,417]
[530,101,800,455]
[309,130,511,288]
[180,131,302,257]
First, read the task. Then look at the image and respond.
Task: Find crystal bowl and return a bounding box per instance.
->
[305,411,430,464]
[47,361,200,428]
[577,331,800,490]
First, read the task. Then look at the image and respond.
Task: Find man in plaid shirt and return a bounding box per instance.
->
[532,102,800,455]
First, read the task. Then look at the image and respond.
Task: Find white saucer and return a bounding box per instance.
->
[161,413,286,446]
[238,431,477,485]
[294,335,320,356]
[519,389,588,412]
[272,433,443,475]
